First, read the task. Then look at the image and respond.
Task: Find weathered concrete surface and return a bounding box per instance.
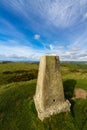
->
[34,56,71,121]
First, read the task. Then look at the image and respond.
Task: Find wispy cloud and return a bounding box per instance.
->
[0,18,33,48]
[60,32,87,61]
[0,0,87,61]
[83,12,87,20]
[1,0,87,28]
[45,31,87,61]
[0,18,24,38]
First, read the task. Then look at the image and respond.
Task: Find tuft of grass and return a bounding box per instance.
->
[73,99,87,130]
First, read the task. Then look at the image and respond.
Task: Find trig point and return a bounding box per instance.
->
[34,56,71,121]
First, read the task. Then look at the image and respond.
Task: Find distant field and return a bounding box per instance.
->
[0,62,38,85]
[0,62,87,90]
[61,63,87,90]
[0,62,87,130]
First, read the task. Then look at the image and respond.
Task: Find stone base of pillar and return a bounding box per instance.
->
[34,96,71,121]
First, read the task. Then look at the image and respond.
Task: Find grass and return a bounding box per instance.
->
[0,80,37,130]
[0,62,87,130]
[0,80,87,130]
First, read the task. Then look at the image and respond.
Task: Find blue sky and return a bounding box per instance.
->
[0,0,87,61]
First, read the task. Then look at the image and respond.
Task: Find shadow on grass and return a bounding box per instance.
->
[63,79,76,100]
[63,79,77,117]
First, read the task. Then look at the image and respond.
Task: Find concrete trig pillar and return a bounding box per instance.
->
[34,56,70,121]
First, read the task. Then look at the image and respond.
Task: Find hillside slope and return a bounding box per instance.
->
[0,80,87,130]
[0,62,87,130]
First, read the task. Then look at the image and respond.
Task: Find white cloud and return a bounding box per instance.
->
[58,46,64,49]
[0,44,45,61]
[0,42,87,61]
[44,32,87,61]
[0,31,87,61]
[34,34,40,40]
[49,44,54,50]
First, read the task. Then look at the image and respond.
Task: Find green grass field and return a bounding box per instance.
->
[0,62,87,130]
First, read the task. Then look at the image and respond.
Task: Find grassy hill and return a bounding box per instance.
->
[0,62,87,130]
